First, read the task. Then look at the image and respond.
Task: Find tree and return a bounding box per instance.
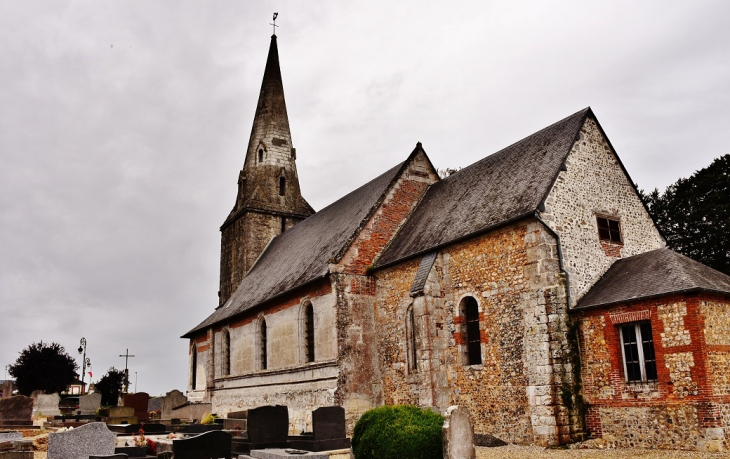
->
[95,367,125,406]
[641,154,730,276]
[8,342,78,396]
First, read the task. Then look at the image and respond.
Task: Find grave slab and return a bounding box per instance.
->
[0,432,21,443]
[442,405,476,459]
[250,449,328,459]
[0,452,33,459]
[47,422,116,459]
[33,394,60,417]
[288,407,350,452]
[123,393,150,422]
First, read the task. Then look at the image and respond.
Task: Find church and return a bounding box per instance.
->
[183,34,730,451]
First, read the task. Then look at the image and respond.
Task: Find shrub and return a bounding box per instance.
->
[352,405,444,459]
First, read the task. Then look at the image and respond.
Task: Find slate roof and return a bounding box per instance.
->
[410,252,438,296]
[183,160,405,337]
[576,248,730,309]
[376,107,591,267]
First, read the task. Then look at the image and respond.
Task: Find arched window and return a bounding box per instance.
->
[258,149,264,163]
[259,318,267,370]
[279,176,286,196]
[222,330,230,376]
[460,297,482,365]
[304,303,315,363]
[406,305,418,372]
[191,343,198,390]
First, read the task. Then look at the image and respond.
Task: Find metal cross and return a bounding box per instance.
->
[270,12,279,35]
[119,348,135,394]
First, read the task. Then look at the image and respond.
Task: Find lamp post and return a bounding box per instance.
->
[77,338,90,394]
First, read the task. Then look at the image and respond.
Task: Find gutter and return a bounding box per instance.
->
[573,287,730,312]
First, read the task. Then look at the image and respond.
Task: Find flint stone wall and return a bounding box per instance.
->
[541,117,664,307]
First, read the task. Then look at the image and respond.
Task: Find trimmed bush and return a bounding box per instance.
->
[352,405,444,459]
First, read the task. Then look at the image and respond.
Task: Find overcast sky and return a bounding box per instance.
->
[1,1,729,397]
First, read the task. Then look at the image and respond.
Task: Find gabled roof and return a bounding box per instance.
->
[183,159,408,337]
[376,108,591,267]
[575,248,730,310]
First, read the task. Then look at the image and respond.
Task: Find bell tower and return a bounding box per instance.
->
[219,33,314,306]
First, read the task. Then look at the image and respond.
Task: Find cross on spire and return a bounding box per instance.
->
[270,12,279,36]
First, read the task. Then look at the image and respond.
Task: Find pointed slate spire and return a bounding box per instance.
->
[219,34,314,306]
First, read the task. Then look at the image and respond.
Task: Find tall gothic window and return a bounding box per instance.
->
[406,305,418,372]
[191,343,198,389]
[259,319,268,370]
[258,149,264,163]
[222,330,230,376]
[460,297,482,365]
[279,176,286,196]
[304,303,315,363]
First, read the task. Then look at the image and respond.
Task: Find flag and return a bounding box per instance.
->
[88,371,93,378]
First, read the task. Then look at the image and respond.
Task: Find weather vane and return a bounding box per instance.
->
[270,12,279,35]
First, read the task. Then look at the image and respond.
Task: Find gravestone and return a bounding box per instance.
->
[34,394,61,417]
[289,406,350,451]
[171,430,232,459]
[441,405,476,459]
[79,393,102,415]
[88,455,129,459]
[0,396,33,426]
[122,393,149,421]
[160,390,187,419]
[1,381,12,399]
[107,423,166,434]
[234,406,289,454]
[47,422,116,459]
[223,410,248,430]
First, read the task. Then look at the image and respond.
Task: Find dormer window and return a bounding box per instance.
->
[258,149,264,163]
[597,216,622,243]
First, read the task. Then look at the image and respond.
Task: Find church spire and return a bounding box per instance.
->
[218,32,314,306]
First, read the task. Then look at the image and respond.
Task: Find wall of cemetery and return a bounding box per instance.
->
[540,116,664,307]
[575,293,730,451]
[374,219,578,446]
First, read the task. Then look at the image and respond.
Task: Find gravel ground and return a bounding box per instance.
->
[475,445,730,458]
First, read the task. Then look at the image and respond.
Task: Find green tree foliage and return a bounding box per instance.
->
[8,342,78,396]
[641,154,730,276]
[95,367,125,406]
[352,405,444,459]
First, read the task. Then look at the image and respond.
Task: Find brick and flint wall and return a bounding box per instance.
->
[374,219,581,446]
[575,293,730,451]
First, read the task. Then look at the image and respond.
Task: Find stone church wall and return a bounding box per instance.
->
[575,293,730,451]
[374,219,578,446]
[541,116,664,307]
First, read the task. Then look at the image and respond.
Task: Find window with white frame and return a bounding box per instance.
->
[619,321,657,382]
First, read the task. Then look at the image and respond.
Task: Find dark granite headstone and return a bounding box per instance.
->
[289,406,350,452]
[0,396,33,426]
[247,406,288,443]
[171,430,232,459]
[123,393,150,421]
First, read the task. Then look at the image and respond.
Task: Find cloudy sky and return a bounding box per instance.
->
[1,1,729,396]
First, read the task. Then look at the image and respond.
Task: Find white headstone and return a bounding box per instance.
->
[442,405,476,459]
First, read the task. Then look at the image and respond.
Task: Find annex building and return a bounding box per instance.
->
[183,34,730,451]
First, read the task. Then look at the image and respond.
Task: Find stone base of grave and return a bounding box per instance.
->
[233,441,290,454]
[288,436,351,452]
[0,452,34,459]
[250,449,329,459]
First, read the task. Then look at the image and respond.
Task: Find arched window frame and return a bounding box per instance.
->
[190,343,198,390]
[406,304,418,373]
[256,317,268,371]
[222,329,231,376]
[459,296,482,366]
[299,300,315,364]
[258,148,264,163]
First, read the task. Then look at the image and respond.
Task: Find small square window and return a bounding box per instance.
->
[619,321,657,383]
[597,216,622,243]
